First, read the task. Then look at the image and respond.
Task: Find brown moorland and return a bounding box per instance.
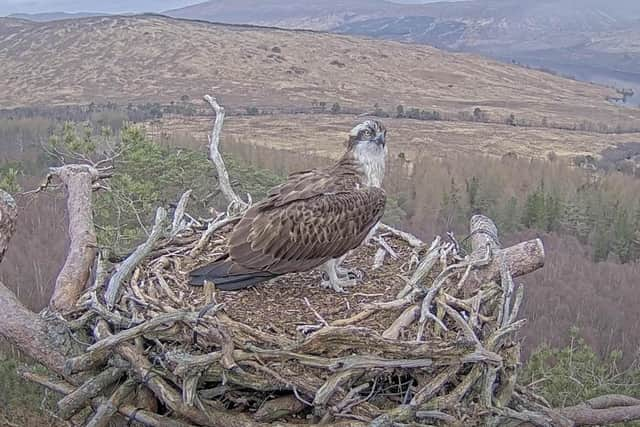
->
[1,14,640,132]
[145,114,640,161]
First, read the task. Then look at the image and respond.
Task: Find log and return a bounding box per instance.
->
[57,366,125,419]
[85,379,135,427]
[557,396,640,426]
[94,320,261,427]
[50,164,99,312]
[20,371,196,427]
[466,215,544,290]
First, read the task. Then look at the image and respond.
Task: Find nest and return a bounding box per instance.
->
[59,213,558,427]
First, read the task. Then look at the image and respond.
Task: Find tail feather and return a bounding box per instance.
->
[189,255,278,290]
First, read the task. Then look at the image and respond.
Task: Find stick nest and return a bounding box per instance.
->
[63,218,558,426]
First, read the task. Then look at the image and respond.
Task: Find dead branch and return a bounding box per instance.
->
[203,94,249,214]
[49,164,100,312]
[0,189,17,262]
[104,207,167,309]
[57,366,125,419]
[556,396,640,426]
[171,189,193,236]
[84,379,135,427]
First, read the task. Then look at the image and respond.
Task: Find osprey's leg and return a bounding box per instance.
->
[334,252,364,280]
[320,259,357,293]
[363,222,381,246]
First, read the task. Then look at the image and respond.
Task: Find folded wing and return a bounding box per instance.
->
[229,186,386,275]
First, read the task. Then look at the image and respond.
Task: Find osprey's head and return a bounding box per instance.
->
[348,119,387,151]
[346,119,387,187]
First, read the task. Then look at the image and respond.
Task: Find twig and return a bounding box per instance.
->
[378,223,424,248]
[171,189,192,236]
[105,207,167,309]
[304,297,329,327]
[374,236,399,259]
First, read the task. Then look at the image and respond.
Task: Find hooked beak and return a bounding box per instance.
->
[373,133,386,147]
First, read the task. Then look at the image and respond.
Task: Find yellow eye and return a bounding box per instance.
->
[362,129,372,138]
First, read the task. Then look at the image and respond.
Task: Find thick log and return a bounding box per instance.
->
[556,395,640,426]
[93,320,259,427]
[57,366,125,419]
[20,371,196,427]
[0,282,70,377]
[50,164,99,312]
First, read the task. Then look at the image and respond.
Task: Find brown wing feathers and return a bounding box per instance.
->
[189,172,386,290]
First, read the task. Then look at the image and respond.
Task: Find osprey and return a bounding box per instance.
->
[190,120,387,292]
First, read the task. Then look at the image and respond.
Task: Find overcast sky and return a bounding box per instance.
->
[0,1,200,15]
[0,0,461,16]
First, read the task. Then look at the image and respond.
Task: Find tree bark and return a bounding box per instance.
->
[556,395,640,426]
[0,281,70,378]
[466,215,544,290]
[50,164,99,312]
[0,189,17,262]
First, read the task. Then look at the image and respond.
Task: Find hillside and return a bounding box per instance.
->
[164,0,422,30]
[1,14,639,131]
[8,12,109,22]
[167,0,640,101]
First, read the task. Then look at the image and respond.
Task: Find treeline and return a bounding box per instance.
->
[311,99,640,134]
[438,176,640,263]
[0,101,200,123]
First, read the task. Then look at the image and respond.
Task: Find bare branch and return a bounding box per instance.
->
[379,223,424,248]
[203,95,248,215]
[104,207,167,309]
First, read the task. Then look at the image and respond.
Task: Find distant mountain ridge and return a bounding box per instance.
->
[8,12,109,22]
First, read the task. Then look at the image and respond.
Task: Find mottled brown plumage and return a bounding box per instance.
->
[190,120,387,291]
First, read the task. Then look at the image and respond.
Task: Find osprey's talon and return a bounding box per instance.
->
[338,268,364,281]
[320,277,358,293]
[347,270,363,280]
